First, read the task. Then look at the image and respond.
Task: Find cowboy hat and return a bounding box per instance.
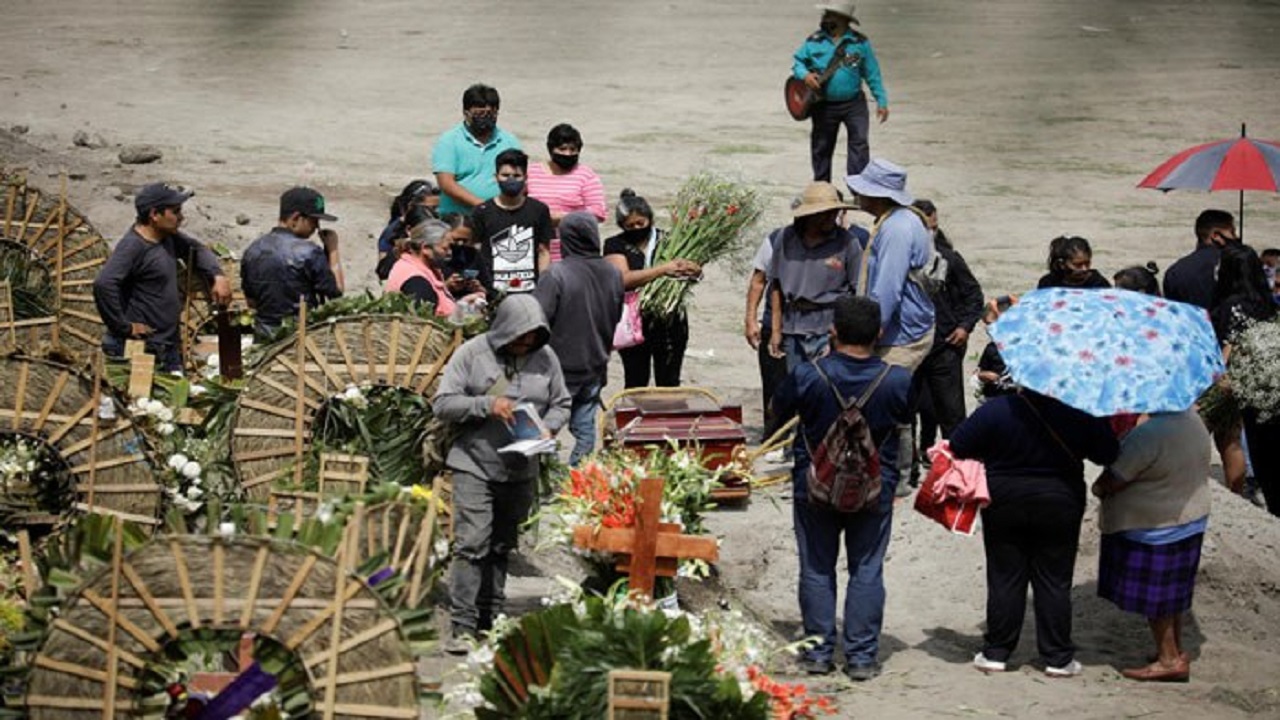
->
[816,2,859,25]
[845,158,914,206]
[792,181,853,218]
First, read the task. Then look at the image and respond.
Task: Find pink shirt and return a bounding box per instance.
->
[385,254,456,317]
[527,161,606,261]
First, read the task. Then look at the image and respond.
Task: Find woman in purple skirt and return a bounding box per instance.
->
[1092,408,1212,683]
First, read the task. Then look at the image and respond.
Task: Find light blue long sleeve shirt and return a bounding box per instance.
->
[865,209,935,346]
[792,29,888,106]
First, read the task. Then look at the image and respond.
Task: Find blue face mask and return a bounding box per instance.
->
[498,179,525,197]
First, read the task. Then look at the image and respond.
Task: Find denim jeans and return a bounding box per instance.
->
[567,381,602,467]
[782,333,830,374]
[793,500,893,666]
[101,333,182,372]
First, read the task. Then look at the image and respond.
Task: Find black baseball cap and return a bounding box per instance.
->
[280,187,338,221]
[135,183,194,215]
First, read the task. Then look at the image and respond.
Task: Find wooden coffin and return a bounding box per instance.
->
[608,391,750,501]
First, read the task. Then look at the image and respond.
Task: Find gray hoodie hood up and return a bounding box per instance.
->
[533,213,624,389]
[432,295,571,482]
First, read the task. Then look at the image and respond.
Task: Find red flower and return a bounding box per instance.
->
[1079,349,1095,362]
[1115,355,1133,367]
[726,204,740,215]
[509,277,523,289]
[1048,322,1063,335]
[1145,329,1159,341]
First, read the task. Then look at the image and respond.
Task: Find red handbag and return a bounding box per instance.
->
[913,444,982,535]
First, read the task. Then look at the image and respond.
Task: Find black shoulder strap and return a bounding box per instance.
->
[1021,394,1078,463]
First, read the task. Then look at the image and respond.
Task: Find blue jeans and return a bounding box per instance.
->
[782,333,829,374]
[567,381,602,466]
[793,500,893,666]
[102,333,182,372]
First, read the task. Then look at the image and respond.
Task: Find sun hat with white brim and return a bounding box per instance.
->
[816,2,859,24]
[792,181,854,219]
[845,158,914,206]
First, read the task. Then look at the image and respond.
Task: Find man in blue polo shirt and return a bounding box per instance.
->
[432,84,522,216]
[793,2,889,182]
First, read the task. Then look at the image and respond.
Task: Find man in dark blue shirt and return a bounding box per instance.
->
[93,183,231,371]
[241,187,345,338]
[772,295,911,682]
[1163,209,1238,309]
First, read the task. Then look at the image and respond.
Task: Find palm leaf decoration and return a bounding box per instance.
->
[475,596,769,720]
[476,603,577,718]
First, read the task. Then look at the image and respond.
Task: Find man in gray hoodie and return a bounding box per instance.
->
[432,294,571,651]
[534,212,624,465]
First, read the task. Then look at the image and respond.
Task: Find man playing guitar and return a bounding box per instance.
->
[792,2,890,182]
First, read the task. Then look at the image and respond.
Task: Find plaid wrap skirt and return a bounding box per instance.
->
[1098,531,1204,618]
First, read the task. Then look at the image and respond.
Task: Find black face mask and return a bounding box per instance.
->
[498,179,525,197]
[550,153,579,170]
[622,227,651,245]
[820,20,838,35]
[468,114,496,134]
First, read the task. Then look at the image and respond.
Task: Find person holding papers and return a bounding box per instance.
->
[432,294,571,653]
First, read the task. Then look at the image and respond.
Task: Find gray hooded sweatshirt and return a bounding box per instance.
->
[432,294,572,482]
[533,212,624,391]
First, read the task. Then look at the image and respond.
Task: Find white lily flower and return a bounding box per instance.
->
[181,461,202,479]
[168,454,189,471]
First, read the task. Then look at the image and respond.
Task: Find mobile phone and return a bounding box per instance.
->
[994,295,1012,312]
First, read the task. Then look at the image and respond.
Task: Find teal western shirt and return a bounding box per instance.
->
[792,29,887,106]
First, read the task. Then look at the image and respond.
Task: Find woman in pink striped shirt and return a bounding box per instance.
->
[526,123,607,261]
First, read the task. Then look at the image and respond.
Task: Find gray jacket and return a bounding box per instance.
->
[432,295,572,482]
[534,212,624,391]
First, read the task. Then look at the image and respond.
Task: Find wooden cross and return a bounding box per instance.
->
[571,477,718,599]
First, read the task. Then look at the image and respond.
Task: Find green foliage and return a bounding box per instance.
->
[133,630,312,720]
[475,595,768,720]
[0,241,56,320]
[312,385,439,487]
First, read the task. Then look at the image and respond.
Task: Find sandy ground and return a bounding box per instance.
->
[4,0,1280,716]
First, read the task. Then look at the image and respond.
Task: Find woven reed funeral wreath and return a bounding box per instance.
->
[228,299,468,500]
[0,355,161,531]
[0,171,111,361]
[7,514,429,719]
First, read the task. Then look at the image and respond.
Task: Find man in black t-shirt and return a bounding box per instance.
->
[470,149,553,295]
[1163,209,1238,310]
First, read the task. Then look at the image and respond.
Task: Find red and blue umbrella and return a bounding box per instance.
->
[1138,124,1280,237]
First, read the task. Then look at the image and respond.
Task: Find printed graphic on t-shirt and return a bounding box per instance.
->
[491,224,537,292]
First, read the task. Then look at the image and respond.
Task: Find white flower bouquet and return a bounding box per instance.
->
[1227,316,1280,422]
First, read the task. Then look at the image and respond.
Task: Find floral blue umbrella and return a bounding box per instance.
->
[989,288,1224,416]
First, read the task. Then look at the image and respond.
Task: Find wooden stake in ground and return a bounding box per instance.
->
[571,477,718,599]
[292,297,308,486]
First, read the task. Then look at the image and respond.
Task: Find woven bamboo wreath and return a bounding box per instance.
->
[0,355,161,529]
[229,314,464,500]
[22,534,420,718]
[0,172,109,360]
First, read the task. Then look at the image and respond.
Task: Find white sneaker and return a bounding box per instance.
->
[1045,659,1083,678]
[973,652,1006,673]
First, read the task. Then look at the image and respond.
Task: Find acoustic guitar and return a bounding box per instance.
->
[784,39,861,121]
